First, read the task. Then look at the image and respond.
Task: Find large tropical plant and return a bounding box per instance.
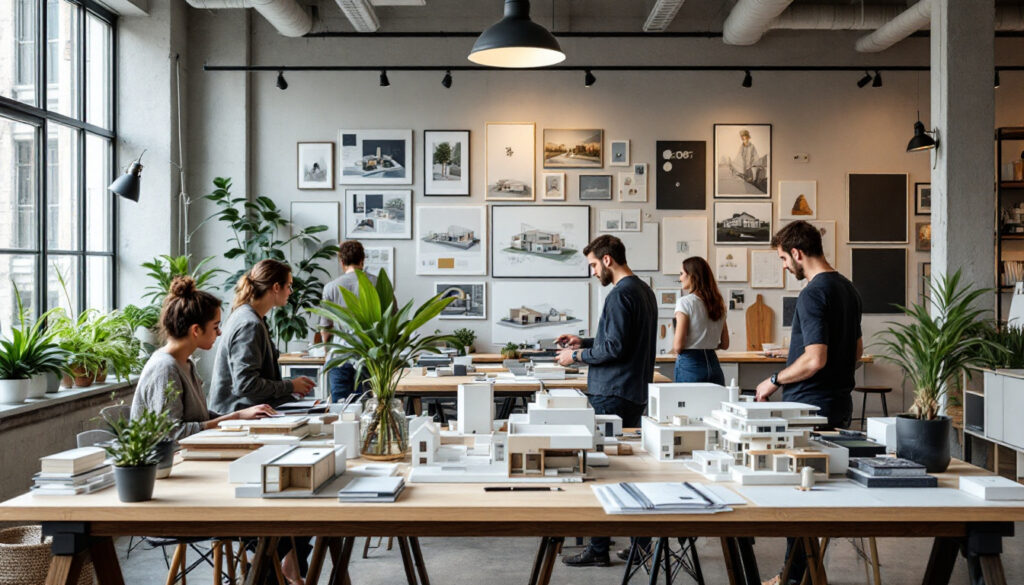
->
[310,269,456,456]
[141,254,224,306]
[971,320,1024,369]
[876,270,1003,420]
[0,282,70,380]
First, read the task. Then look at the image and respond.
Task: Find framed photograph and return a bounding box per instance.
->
[617,163,648,203]
[655,288,681,310]
[716,247,748,282]
[543,128,603,169]
[598,208,641,232]
[490,205,590,278]
[778,180,816,220]
[297,142,334,190]
[485,122,535,201]
[616,222,659,271]
[415,206,487,275]
[363,246,394,282]
[915,182,932,215]
[579,174,613,201]
[915,222,932,252]
[848,173,908,243]
[656,141,706,209]
[338,129,412,185]
[436,282,487,320]
[290,202,340,279]
[343,189,412,239]
[661,216,708,274]
[728,289,746,311]
[714,124,771,198]
[492,281,589,346]
[714,201,772,245]
[609,139,630,166]
[424,130,469,196]
[750,249,784,288]
[542,172,566,201]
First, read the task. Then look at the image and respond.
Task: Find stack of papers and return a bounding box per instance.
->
[337,476,406,503]
[33,447,113,496]
[592,482,737,515]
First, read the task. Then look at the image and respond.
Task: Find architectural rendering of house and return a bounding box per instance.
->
[423,226,479,249]
[510,229,565,254]
[501,305,577,328]
[719,212,769,230]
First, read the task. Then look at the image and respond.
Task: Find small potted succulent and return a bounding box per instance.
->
[103,387,179,502]
[0,284,69,402]
[452,328,477,356]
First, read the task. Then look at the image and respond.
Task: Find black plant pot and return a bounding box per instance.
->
[114,464,158,502]
[896,414,951,473]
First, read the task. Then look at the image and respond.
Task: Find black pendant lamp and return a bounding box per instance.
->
[108,151,145,202]
[906,119,938,152]
[468,0,565,68]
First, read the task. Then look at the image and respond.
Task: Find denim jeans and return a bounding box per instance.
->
[674,349,725,385]
[329,362,366,403]
[586,394,646,555]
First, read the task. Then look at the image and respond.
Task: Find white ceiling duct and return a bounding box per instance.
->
[335,0,381,33]
[771,5,906,31]
[854,0,931,53]
[643,0,686,33]
[185,0,312,37]
[723,0,795,45]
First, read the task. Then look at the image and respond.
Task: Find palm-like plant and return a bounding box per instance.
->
[876,270,1003,420]
[0,283,70,380]
[141,254,224,306]
[310,270,456,456]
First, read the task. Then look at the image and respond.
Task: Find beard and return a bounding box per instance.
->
[791,263,806,280]
[597,265,614,286]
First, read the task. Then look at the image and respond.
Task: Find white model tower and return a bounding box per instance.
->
[457,382,494,435]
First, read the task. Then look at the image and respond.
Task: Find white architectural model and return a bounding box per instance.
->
[457,383,495,435]
[641,383,730,462]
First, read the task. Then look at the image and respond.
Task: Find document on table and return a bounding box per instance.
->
[592,482,739,515]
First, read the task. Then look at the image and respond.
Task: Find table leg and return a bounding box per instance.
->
[327,537,355,585]
[306,537,331,585]
[647,537,664,585]
[720,538,739,585]
[964,522,1014,585]
[534,537,563,585]
[620,539,640,585]
[868,537,881,585]
[409,537,431,585]
[45,551,89,585]
[242,537,279,585]
[922,537,958,585]
[397,537,419,585]
[89,536,126,585]
[412,397,423,416]
[979,555,1009,585]
[736,538,760,585]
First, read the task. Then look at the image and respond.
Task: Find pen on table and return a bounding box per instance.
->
[483,486,564,492]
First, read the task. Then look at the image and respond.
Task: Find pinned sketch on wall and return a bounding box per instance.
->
[579,174,613,200]
[343,190,412,239]
[714,124,771,198]
[424,130,469,196]
[363,246,394,283]
[750,249,784,288]
[542,172,566,201]
[615,222,659,271]
[492,281,589,345]
[656,318,675,355]
[338,129,412,185]
[485,122,535,201]
[728,289,746,311]
[543,128,603,169]
[436,282,486,320]
[297,142,334,190]
[655,288,681,310]
[714,201,772,245]
[778,181,816,220]
[598,209,641,232]
[490,205,590,278]
[290,201,340,279]
[782,296,799,327]
[915,222,932,252]
[716,247,748,282]
[415,206,486,275]
[656,141,706,209]
[785,269,806,292]
[848,173,908,243]
[617,163,648,203]
[610,140,630,167]
[661,216,708,274]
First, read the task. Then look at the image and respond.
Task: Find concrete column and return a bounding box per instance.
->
[929,0,995,308]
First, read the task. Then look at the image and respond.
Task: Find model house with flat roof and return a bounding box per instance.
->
[642,383,730,462]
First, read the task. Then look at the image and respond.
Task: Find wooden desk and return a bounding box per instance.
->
[1,455,1018,585]
[654,351,876,364]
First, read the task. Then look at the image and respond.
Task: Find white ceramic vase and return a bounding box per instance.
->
[0,378,30,404]
[25,374,47,399]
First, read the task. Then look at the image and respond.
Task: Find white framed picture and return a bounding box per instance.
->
[714,123,771,198]
[750,249,784,288]
[609,139,630,167]
[492,281,589,346]
[363,246,394,282]
[598,208,641,232]
[542,172,566,201]
[343,189,412,239]
[714,201,772,245]
[486,122,535,201]
[616,222,659,271]
[661,216,708,274]
[415,206,487,275]
[655,288,681,310]
[436,282,487,320]
[297,142,334,190]
[656,317,675,355]
[778,180,817,220]
[424,130,469,196]
[617,163,648,203]
[338,129,412,185]
[715,247,748,283]
[490,205,590,278]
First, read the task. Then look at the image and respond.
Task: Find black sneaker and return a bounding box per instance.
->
[615,548,631,561]
[561,548,611,567]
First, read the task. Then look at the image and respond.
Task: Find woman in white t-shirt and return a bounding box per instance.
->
[672,257,729,384]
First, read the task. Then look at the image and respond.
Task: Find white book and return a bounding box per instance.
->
[959,475,1024,501]
[39,447,107,474]
[338,476,405,499]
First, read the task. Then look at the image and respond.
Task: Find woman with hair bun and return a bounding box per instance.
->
[208,259,316,414]
[130,276,277,440]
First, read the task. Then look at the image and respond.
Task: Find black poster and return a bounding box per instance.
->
[656,141,706,210]
[851,248,906,314]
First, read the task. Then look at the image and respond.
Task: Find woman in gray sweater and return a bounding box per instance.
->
[130,277,275,441]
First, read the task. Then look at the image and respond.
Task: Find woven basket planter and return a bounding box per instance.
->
[0,525,94,585]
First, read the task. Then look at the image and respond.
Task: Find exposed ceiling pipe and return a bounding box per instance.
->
[184,0,311,37]
[723,0,795,46]
[643,0,686,33]
[854,0,931,53]
[334,0,381,33]
[770,5,906,31]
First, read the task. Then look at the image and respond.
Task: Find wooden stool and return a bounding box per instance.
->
[854,386,892,429]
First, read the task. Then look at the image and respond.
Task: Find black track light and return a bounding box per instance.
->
[584,69,596,87]
[442,70,452,88]
[276,70,288,90]
[742,70,752,88]
[872,70,882,87]
[995,69,1001,89]
[379,69,390,87]
[857,71,872,88]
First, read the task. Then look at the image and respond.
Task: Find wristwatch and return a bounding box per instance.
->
[769,371,781,387]
[572,350,580,363]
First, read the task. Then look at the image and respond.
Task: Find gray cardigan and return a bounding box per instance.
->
[208,304,293,414]
[131,350,219,441]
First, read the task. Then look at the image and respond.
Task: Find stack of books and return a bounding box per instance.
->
[337,476,406,503]
[32,446,114,496]
[846,457,938,487]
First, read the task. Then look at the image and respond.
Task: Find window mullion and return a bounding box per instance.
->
[34,123,45,320]
[109,18,117,308]
[77,3,86,312]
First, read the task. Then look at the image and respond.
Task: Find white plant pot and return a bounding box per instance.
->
[134,326,158,346]
[26,374,47,399]
[0,378,30,404]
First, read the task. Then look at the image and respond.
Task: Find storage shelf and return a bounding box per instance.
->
[1001,234,1024,240]
[999,182,1024,189]
[997,128,1024,140]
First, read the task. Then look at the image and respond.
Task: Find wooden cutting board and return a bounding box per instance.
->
[745,294,774,351]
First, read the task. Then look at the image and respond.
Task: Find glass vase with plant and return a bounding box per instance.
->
[0,283,70,402]
[452,328,477,356]
[311,270,456,460]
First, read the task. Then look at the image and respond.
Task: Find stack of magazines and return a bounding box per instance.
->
[592,482,736,515]
[32,446,114,496]
[337,476,406,503]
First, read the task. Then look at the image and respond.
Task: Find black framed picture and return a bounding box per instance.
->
[915,182,931,216]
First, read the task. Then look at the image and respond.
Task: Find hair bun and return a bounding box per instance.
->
[169,276,197,298]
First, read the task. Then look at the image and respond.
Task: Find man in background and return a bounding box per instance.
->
[320,240,376,403]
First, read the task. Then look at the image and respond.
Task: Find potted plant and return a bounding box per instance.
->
[312,270,455,460]
[452,328,477,356]
[103,388,178,502]
[0,285,70,402]
[876,270,1002,472]
[500,342,520,360]
[122,303,161,351]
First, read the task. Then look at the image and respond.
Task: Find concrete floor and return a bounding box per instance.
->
[116,529,1024,584]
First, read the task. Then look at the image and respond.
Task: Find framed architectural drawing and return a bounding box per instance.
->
[338,129,412,185]
[579,174,613,201]
[778,180,816,220]
[424,130,469,196]
[618,163,648,203]
[297,142,334,190]
[610,140,630,166]
[491,205,590,278]
[542,172,566,201]
[661,216,708,274]
[714,201,772,245]
[915,182,931,215]
[750,249,784,288]
[491,281,589,345]
[598,208,641,232]
[848,173,908,243]
[656,141,706,209]
[415,206,486,275]
[343,189,412,239]
[655,288,681,310]
[485,122,535,201]
[436,282,487,320]
[543,128,603,169]
[714,124,771,198]
[363,246,394,282]
[715,247,748,282]
[290,202,340,278]
[615,222,659,271]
